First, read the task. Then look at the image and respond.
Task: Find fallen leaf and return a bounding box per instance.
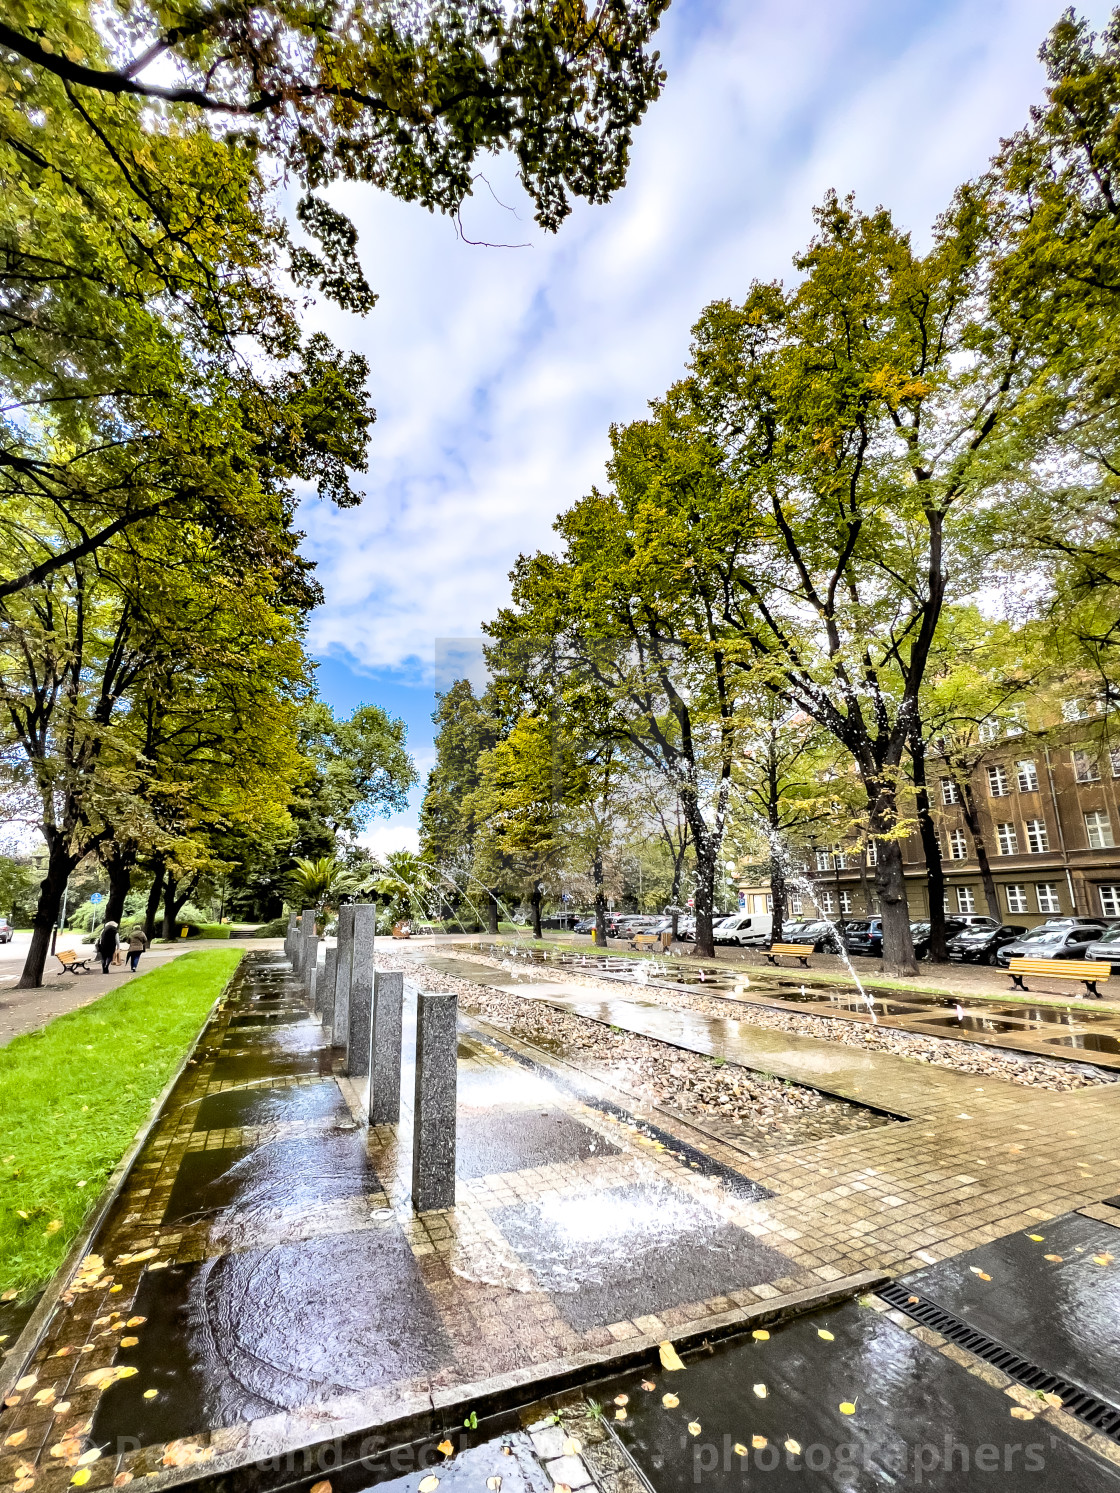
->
[15,1376,36,1391]
[116,1367,137,1379]
[70,1472,91,1487]
[563,1439,581,1456]
[14,1479,34,1492]
[752,1330,769,1341]
[614,1394,629,1406]
[641,1381,656,1392]
[5,1430,29,1447]
[436,1440,454,1457]
[487,1480,502,1492]
[309,1482,331,1493]
[1044,1255,1064,1263]
[52,1347,74,1358]
[51,1441,82,1459]
[733,1443,748,1457]
[143,1390,158,1400]
[969,1267,992,1281]
[113,1476,133,1488]
[32,1388,56,1404]
[816,1329,834,1342]
[4,1396,20,1407]
[907,1296,919,1305]
[614,1408,627,1422]
[785,1439,801,1455]
[1027,1235,1044,1242]
[147,1263,168,1272]
[120,1337,138,1348]
[76,1451,100,1467]
[687,1421,701,1436]
[661,1394,679,1409]
[54,1403,70,1415]
[1010,1407,1035,1421]
[752,1384,767,1399]
[45,1221,62,1235]
[659,1341,684,1372]
[1093,1253,1114,1266]
[751,1435,767,1450]
[839,1402,856,1416]
[0,1289,16,1302]
[1042,1393,1064,1409]
[418,1479,440,1493]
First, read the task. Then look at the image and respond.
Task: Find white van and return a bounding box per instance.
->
[713,912,773,947]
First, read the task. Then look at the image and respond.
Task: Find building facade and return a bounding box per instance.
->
[739,715,1120,929]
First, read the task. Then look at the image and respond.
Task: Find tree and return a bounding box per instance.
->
[287,856,356,919]
[297,702,416,841]
[0,0,669,234]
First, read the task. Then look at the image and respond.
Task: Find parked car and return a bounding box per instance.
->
[946,923,1027,965]
[0,919,11,943]
[843,918,885,957]
[573,917,597,934]
[995,922,1108,967]
[910,916,1000,959]
[713,912,773,947]
[1085,925,1120,973]
[780,919,844,953]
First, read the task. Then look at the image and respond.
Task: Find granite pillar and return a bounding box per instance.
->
[319,945,338,1025]
[306,936,321,1008]
[411,990,457,1212]
[299,907,317,997]
[284,909,299,960]
[332,904,355,1047]
[345,903,376,1076]
[369,970,404,1124]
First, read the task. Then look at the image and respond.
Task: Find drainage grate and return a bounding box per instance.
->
[878,1280,1120,1442]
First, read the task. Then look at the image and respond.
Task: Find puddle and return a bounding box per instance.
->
[1045,1032,1120,1054]
[193,1081,351,1131]
[209,1049,335,1081]
[456,1106,620,1178]
[918,1015,1024,1035]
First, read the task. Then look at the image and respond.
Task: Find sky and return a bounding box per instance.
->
[296,0,1112,859]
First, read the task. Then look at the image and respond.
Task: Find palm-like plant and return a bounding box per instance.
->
[366,851,436,924]
[286,856,356,916]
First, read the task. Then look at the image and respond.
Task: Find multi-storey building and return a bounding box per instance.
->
[738,709,1120,929]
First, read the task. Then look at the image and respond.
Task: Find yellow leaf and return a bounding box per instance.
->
[614,1394,629,1406]
[5,1430,29,1447]
[0,1288,16,1301]
[1010,1407,1035,1421]
[54,1403,70,1416]
[1042,1393,1063,1409]
[817,1329,834,1341]
[785,1439,801,1455]
[733,1443,748,1457]
[46,1221,62,1235]
[1093,1253,1114,1266]
[418,1479,440,1493]
[752,1435,767,1449]
[839,1402,856,1416]
[309,1482,331,1493]
[1027,1234,1044,1242]
[126,1317,146,1328]
[120,1337,138,1348]
[116,1367,138,1379]
[76,1451,100,1467]
[752,1383,767,1399]
[70,1472,91,1487]
[614,1408,627,1422]
[640,1381,656,1392]
[15,1480,34,1492]
[1044,1255,1063,1263]
[15,1376,36,1391]
[969,1267,991,1280]
[659,1341,684,1372]
[563,1439,581,1456]
[113,1476,133,1488]
[687,1422,701,1436]
[661,1394,679,1409]
[436,1440,453,1457]
[32,1388,55,1404]
[487,1481,502,1492]
[143,1390,158,1400]
[751,1330,769,1341]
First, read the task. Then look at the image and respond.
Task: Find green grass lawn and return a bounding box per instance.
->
[0,948,242,1298]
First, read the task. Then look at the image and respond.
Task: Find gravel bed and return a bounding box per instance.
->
[379,953,890,1155]
[443,951,1118,1094]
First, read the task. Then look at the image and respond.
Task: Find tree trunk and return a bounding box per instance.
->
[143,862,165,944]
[911,735,949,961]
[872,834,917,976]
[958,782,1001,920]
[18,839,76,988]
[768,849,786,945]
[529,884,543,940]
[104,848,134,927]
[486,889,499,936]
[162,874,178,941]
[692,835,716,958]
[593,850,608,945]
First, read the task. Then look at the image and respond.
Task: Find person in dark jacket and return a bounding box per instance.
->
[126,926,148,972]
[96,920,118,974]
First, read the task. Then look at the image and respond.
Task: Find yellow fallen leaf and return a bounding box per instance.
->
[70,1472,91,1487]
[785,1439,801,1455]
[76,1451,100,1467]
[4,1396,20,1407]
[14,1479,34,1492]
[116,1367,138,1378]
[839,1402,856,1415]
[1028,1234,1044,1242]
[487,1481,501,1492]
[0,1288,16,1301]
[113,1476,133,1488]
[309,1482,331,1493]
[15,1376,36,1391]
[969,1267,992,1281]
[126,1317,146,1328]
[659,1341,684,1372]
[5,1430,29,1447]
[752,1330,769,1341]
[436,1440,454,1457]
[120,1337,138,1348]
[143,1390,158,1399]
[32,1388,55,1404]
[51,1441,82,1460]
[563,1439,581,1456]
[1093,1253,1114,1266]
[640,1381,656,1392]
[752,1435,767,1449]
[614,1408,627,1422]
[817,1329,834,1341]
[733,1443,748,1457]
[54,1403,70,1415]
[1044,1255,1063,1263]
[1042,1393,1063,1409]
[752,1383,767,1399]
[45,1221,62,1235]
[662,1394,678,1409]
[614,1394,629,1406]
[687,1421,701,1436]
[147,1262,168,1272]
[418,1479,440,1493]
[1010,1407,1035,1421]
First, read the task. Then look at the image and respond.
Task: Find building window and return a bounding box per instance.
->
[1111,747,1120,779]
[1073,750,1102,784]
[1036,882,1061,914]
[996,822,1019,855]
[815,848,832,871]
[789,894,803,916]
[839,891,853,914]
[1004,713,1025,738]
[817,890,835,914]
[1025,818,1050,853]
[1005,884,1028,914]
[987,765,1009,797]
[956,886,976,913]
[947,829,968,860]
[978,719,1000,743]
[1016,760,1039,793]
[1100,885,1120,918]
[1085,810,1116,849]
[865,841,877,866]
[940,777,959,805]
[1063,698,1092,722]
[833,847,852,870]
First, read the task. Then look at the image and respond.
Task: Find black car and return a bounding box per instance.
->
[996,922,1107,967]
[911,916,1000,959]
[782,919,844,953]
[1086,925,1120,972]
[946,923,1027,965]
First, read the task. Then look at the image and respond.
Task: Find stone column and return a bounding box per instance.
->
[345,904,376,1076]
[332,904,355,1047]
[319,945,337,1025]
[411,991,457,1212]
[299,907,317,996]
[369,970,404,1125]
[306,936,321,1008]
[285,909,299,960]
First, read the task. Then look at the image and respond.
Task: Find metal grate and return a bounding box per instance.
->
[879,1280,1120,1441]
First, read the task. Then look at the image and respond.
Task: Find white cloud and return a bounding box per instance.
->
[298,0,1112,681]
[357,819,421,859]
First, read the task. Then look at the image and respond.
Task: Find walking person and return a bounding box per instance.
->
[96,919,119,974]
[126,925,148,972]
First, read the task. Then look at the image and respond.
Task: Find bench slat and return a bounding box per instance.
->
[1008,958,1110,977]
[770,944,814,955]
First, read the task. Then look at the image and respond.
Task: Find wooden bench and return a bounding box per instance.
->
[630,931,671,951]
[55,948,93,975]
[1007,956,1111,998]
[765,942,815,968]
